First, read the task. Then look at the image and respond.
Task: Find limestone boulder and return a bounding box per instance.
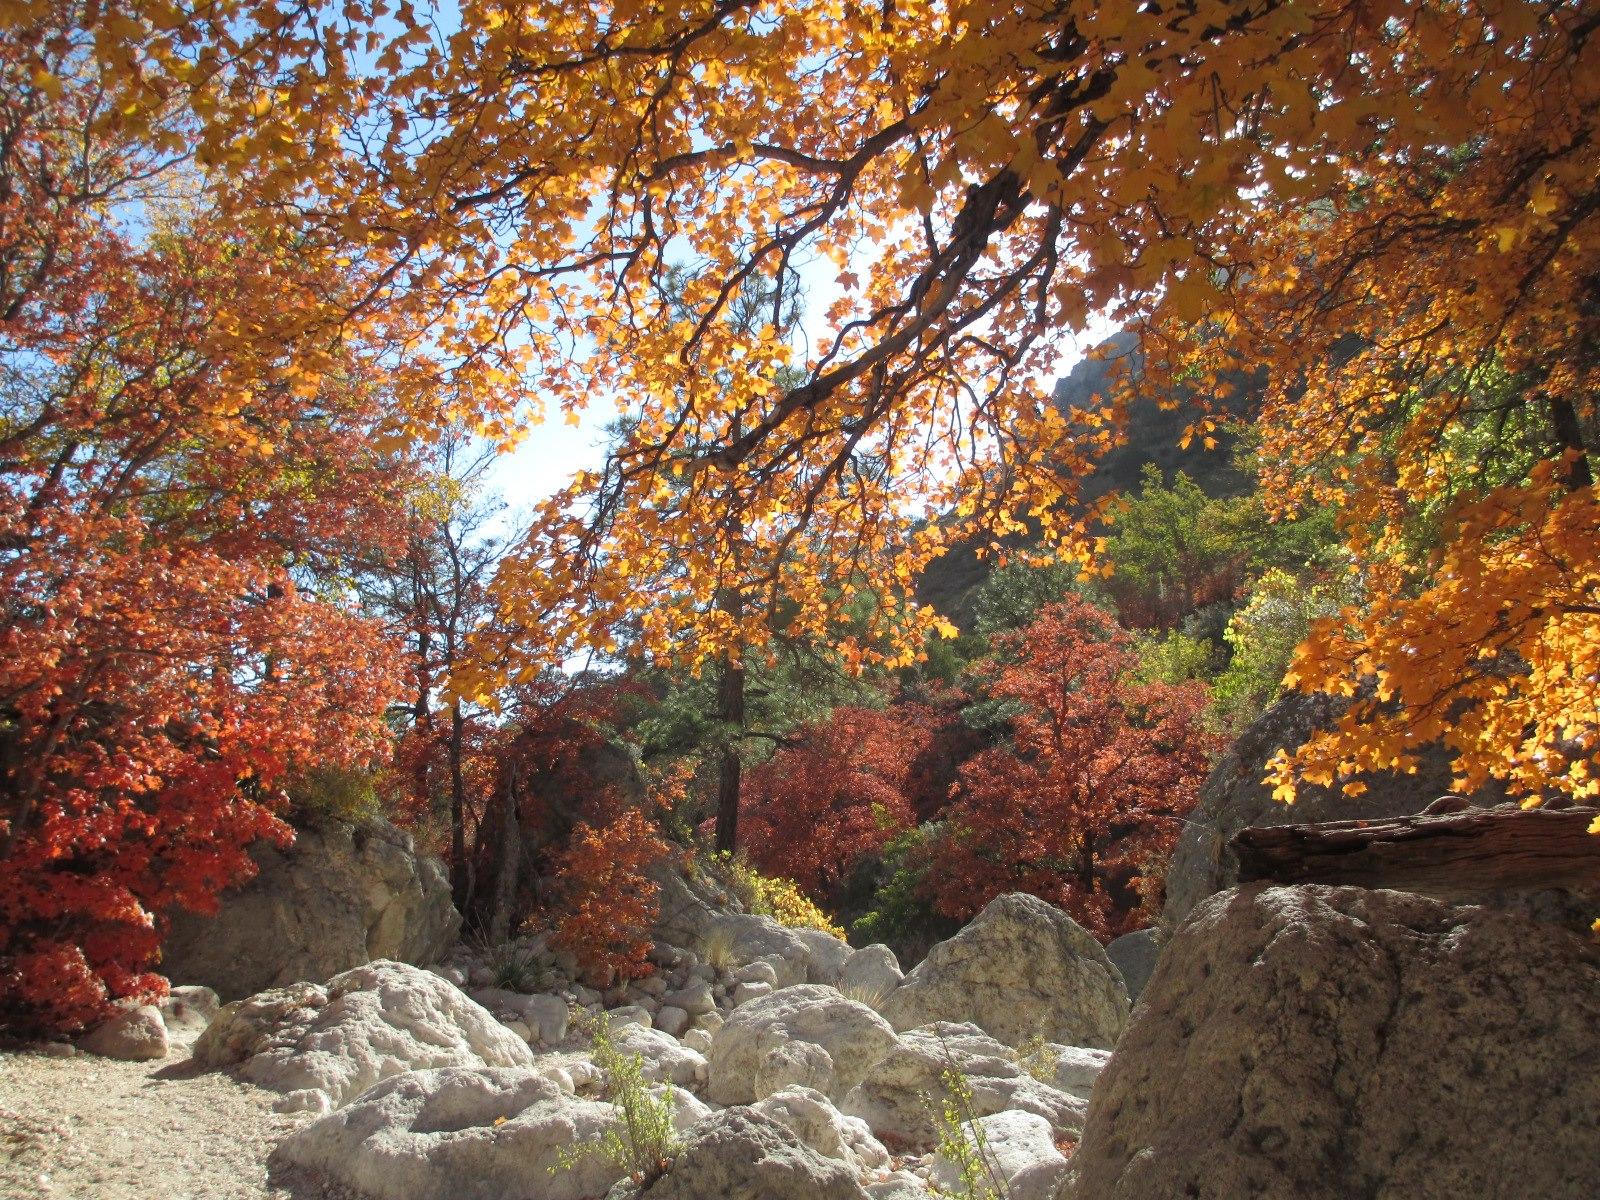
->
[1062,885,1600,1200]
[792,928,853,986]
[610,1023,709,1090]
[270,1066,622,1200]
[880,894,1128,1049]
[193,960,533,1113]
[707,984,899,1106]
[841,1022,1087,1143]
[930,1111,1067,1199]
[607,1108,870,1200]
[78,1004,168,1061]
[838,944,903,1004]
[750,1085,892,1176]
[1103,929,1160,1003]
[157,985,221,1044]
[1032,1044,1109,1102]
[162,816,460,1000]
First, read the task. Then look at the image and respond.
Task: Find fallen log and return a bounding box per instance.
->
[1232,803,1600,902]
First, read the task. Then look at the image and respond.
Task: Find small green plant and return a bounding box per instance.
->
[700,926,738,975]
[840,981,891,1011]
[484,941,554,993]
[925,1033,1009,1200]
[553,1014,680,1186]
[1015,1034,1056,1086]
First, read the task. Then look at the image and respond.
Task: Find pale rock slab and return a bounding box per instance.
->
[606,1107,870,1200]
[158,985,220,1044]
[707,984,899,1106]
[750,1085,893,1175]
[162,816,459,1001]
[839,944,903,1003]
[192,960,533,1113]
[842,1022,1087,1143]
[78,1004,168,1061]
[929,1111,1066,1195]
[880,893,1128,1049]
[1063,884,1600,1200]
[610,1023,709,1090]
[1034,1044,1110,1102]
[270,1066,621,1200]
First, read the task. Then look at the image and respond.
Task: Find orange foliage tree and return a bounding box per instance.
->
[13,0,1600,996]
[0,25,420,1034]
[927,598,1219,938]
[548,807,673,986]
[739,703,942,904]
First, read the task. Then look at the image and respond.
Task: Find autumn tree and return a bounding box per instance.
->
[364,430,506,907]
[0,35,420,1032]
[31,1,1600,864]
[928,597,1218,937]
[737,703,942,906]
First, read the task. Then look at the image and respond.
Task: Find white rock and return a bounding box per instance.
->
[865,1171,932,1198]
[1063,884,1600,1200]
[880,893,1128,1049]
[192,960,534,1113]
[841,1022,1087,1143]
[524,994,570,1044]
[158,985,220,1044]
[611,1023,709,1089]
[78,1005,168,1061]
[929,1111,1066,1195]
[502,1018,533,1043]
[270,1066,622,1200]
[838,945,903,1003]
[732,960,779,987]
[707,984,898,1106]
[732,980,773,1006]
[791,928,853,986]
[655,1005,691,1038]
[607,1004,652,1030]
[653,1083,713,1130]
[660,978,715,1017]
[1037,1044,1110,1101]
[607,1107,869,1199]
[750,1085,892,1175]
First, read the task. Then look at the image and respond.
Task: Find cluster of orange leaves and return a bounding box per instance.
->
[548,809,673,986]
[0,15,422,1034]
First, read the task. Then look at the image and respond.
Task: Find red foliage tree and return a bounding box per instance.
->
[740,704,942,903]
[548,808,673,986]
[0,46,414,1034]
[927,598,1219,939]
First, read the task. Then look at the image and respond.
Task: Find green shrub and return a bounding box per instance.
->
[554,1014,680,1186]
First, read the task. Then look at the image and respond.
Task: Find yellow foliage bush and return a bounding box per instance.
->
[706,852,847,941]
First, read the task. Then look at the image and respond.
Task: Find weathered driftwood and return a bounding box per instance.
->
[1232,803,1600,901]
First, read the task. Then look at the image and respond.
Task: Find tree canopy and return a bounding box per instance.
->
[4,0,1599,1032]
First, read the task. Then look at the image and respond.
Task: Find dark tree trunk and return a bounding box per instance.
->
[1548,393,1594,489]
[714,648,745,854]
[448,697,471,912]
[486,760,523,942]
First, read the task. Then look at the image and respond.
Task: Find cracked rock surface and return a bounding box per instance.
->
[1061,884,1600,1200]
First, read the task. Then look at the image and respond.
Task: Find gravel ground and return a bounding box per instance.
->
[0,1043,354,1200]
